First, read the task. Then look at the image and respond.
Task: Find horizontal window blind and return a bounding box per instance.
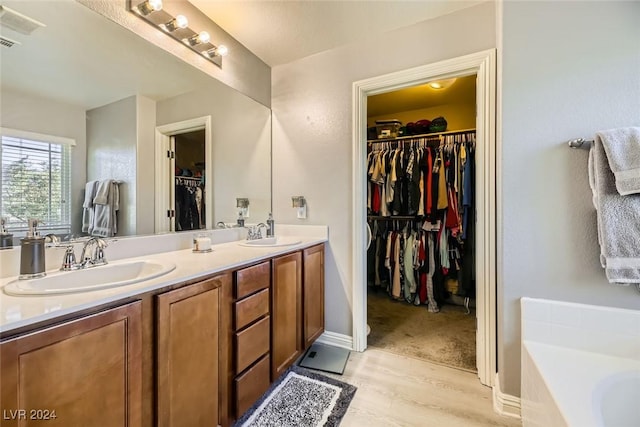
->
[1,134,71,233]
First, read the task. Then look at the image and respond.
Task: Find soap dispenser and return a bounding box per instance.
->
[19,219,46,280]
[237,211,245,228]
[266,213,275,237]
[0,217,13,249]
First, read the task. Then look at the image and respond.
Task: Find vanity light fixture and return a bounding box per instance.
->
[128,0,226,68]
[291,196,307,219]
[428,78,457,90]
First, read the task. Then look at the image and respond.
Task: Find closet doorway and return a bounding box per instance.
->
[366,75,477,372]
[154,116,212,234]
[173,129,206,231]
[352,50,497,386]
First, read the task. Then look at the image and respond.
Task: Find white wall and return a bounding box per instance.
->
[87,96,138,236]
[0,88,87,235]
[272,2,496,337]
[500,1,640,397]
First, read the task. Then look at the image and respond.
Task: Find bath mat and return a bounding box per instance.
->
[234,365,357,427]
[298,343,350,375]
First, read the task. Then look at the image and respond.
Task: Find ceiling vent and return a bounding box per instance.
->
[0,35,20,48]
[0,5,45,35]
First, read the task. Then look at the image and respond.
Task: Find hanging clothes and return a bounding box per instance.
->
[366,130,477,310]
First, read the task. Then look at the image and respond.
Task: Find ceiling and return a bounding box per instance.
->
[190,0,483,67]
[368,74,476,117]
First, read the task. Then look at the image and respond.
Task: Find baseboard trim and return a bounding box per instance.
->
[315,331,354,350]
[493,373,521,419]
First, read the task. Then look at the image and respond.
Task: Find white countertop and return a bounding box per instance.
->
[0,234,327,334]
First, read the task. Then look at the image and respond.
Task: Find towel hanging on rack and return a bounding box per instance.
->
[589,130,640,284]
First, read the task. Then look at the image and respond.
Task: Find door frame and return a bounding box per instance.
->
[351,49,497,386]
[154,116,212,233]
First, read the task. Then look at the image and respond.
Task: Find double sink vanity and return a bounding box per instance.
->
[0,228,327,427]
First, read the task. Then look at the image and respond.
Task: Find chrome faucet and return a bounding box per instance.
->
[60,237,109,271]
[80,237,108,267]
[246,223,268,240]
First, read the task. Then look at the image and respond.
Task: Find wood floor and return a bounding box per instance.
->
[325,348,521,427]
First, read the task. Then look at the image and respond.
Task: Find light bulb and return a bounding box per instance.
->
[187,31,210,46]
[216,45,228,56]
[164,14,188,32]
[198,31,210,44]
[175,15,188,29]
[205,45,229,58]
[136,0,162,15]
[148,0,163,11]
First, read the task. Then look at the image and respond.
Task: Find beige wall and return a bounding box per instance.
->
[272,2,496,340]
[500,1,640,396]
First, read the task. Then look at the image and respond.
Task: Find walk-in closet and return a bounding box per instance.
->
[365,75,478,372]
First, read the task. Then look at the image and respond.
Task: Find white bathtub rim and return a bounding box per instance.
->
[523,340,640,427]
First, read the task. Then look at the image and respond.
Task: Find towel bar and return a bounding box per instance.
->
[568,138,593,148]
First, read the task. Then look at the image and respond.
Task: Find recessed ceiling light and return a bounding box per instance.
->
[428,78,457,90]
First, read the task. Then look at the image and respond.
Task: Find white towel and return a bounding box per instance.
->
[589,137,640,283]
[93,180,112,205]
[82,181,98,233]
[91,180,120,237]
[597,127,640,195]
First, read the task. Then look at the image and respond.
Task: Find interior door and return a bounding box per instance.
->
[169,135,176,231]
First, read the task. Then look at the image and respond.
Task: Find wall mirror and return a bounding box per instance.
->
[0,0,271,240]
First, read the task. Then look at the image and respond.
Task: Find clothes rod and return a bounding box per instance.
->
[568,137,593,149]
[368,128,476,143]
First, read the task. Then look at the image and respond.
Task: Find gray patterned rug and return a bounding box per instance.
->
[234,365,357,427]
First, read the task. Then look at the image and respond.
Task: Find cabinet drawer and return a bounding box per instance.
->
[235,315,270,373]
[235,261,270,299]
[235,289,269,330]
[234,354,271,418]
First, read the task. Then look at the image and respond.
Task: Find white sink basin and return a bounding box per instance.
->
[3,259,176,296]
[238,237,302,247]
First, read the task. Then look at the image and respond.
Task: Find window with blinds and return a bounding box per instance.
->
[0,133,72,233]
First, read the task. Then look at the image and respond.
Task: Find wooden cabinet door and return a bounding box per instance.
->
[271,252,302,379]
[0,302,142,427]
[156,278,220,427]
[303,244,325,348]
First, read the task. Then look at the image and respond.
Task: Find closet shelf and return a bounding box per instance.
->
[367,128,476,143]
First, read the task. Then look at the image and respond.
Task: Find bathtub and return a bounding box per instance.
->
[521,298,640,427]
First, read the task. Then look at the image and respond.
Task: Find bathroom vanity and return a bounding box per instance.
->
[0,236,325,427]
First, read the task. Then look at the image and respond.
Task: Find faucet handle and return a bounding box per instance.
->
[92,238,108,265]
[61,245,78,271]
[44,233,60,247]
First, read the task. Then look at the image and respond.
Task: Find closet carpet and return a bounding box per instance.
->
[367,289,476,372]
